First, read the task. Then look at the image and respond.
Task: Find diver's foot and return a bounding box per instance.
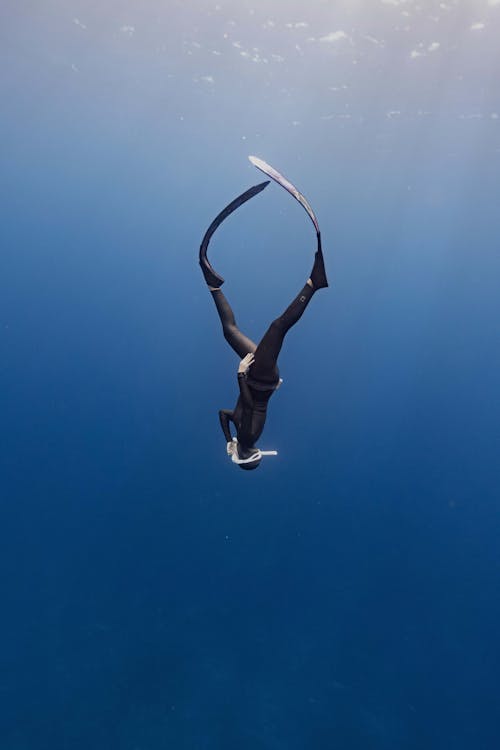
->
[200,256,225,288]
[309,248,329,289]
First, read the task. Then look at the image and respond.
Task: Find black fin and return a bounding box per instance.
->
[310,232,328,289]
[199,180,270,287]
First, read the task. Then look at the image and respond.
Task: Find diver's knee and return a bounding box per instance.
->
[270,318,285,333]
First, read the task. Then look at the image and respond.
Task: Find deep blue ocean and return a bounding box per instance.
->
[2,2,500,748]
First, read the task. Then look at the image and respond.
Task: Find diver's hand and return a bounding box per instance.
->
[238,352,255,374]
[227,438,237,456]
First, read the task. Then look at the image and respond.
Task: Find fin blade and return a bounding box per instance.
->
[200,180,270,256]
[249,155,320,234]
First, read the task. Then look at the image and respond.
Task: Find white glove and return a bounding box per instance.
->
[238,352,255,374]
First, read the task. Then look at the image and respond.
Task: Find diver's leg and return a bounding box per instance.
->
[210,289,257,358]
[250,283,314,379]
[250,247,328,379]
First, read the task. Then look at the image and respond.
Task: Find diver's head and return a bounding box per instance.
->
[234,443,262,470]
[238,455,262,471]
[228,438,277,469]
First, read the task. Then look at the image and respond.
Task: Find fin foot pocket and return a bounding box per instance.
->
[200,257,225,287]
[310,233,328,289]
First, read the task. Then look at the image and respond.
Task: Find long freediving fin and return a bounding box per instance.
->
[199,180,270,287]
[248,155,320,235]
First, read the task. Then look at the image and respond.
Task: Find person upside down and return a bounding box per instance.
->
[199,176,328,471]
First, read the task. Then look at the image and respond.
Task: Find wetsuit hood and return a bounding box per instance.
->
[229,440,277,469]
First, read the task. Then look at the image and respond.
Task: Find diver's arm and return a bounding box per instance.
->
[218,410,234,443]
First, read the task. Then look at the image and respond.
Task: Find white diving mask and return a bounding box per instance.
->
[227,438,277,464]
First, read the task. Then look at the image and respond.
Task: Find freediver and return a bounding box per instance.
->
[199,176,328,471]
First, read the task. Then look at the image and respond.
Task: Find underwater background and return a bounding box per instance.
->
[1,1,500,748]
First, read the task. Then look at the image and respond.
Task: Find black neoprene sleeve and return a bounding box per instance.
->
[219,410,234,442]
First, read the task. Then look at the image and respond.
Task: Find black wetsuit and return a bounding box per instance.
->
[214,279,318,454]
[199,179,328,456]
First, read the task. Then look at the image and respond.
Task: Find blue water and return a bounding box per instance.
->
[2,2,500,748]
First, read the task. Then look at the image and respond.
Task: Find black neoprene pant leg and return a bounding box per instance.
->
[211,281,316,382]
[250,283,315,381]
[211,290,257,358]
